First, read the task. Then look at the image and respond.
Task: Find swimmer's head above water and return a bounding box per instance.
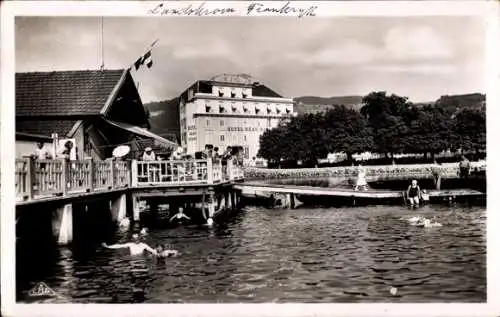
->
[132,233,140,242]
[411,180,418,186]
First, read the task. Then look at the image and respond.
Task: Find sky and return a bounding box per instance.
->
[15,16,486,103]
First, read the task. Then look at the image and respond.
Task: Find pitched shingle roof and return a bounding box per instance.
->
[16,69,125,117]
[16,119,78,137]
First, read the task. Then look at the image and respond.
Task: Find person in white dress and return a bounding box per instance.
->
[354,163,368,191]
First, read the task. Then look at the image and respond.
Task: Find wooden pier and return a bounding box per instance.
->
[15,157,245,245]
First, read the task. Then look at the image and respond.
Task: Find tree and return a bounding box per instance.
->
[360,91,412,157]
[453,108,486,154]
[403,106,455,158]
[258,124,289,163]
[258,106,374,165]
[323,106,374,161]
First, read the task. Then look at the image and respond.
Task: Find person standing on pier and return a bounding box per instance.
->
[459,156,471,179]
[57,140,74,160]
[33,142,51,169]
[221,146,232,175]
[354,163,368,191]
[102,234,158,256]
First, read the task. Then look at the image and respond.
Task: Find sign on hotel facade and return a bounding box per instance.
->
[179,74,295,159]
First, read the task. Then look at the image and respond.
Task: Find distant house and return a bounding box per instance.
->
[16,69,178,160]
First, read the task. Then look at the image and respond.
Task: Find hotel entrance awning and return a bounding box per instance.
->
[103,119,179,150]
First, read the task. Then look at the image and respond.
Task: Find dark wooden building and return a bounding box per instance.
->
[16,69,178,160]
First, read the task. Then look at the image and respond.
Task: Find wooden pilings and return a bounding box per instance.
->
[51,204,73,245]
[271,192,296,209]
[110,194,127,224]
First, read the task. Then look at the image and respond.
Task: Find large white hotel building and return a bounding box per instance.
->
[178,74,295,159]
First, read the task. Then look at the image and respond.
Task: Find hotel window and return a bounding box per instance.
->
[218,88,224,97]
[231,90,236,98]
[242,92,247,98]
[205,104,211,113]
[244,135,247,142]
[231,103,237,113]
[244,146,249,159]
[243,105,248,113]
[220,120,225,126]
[220,135,225,142]
[206,119,210,126]
[286,106,291,114]
[219,104,226,113]
[255,105,261,114]
[276,106,281,114]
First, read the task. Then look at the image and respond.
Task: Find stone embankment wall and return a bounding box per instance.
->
[243,162,486,181]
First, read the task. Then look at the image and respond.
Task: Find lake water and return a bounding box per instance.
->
[17,204,486,303]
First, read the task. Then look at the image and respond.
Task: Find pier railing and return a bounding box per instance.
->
[130,158,244,187]
[15,157,246,202]
[16,157,130,202]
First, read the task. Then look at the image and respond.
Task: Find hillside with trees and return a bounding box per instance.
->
[144,92,486,150]
[258,91,486,167]
[145,97,180,142]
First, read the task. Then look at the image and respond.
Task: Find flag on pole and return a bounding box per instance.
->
[143,51,153,68]
[133,39,158,71]
[134,50,153,70]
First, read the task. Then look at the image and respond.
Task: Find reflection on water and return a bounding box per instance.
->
[17,205,486,303]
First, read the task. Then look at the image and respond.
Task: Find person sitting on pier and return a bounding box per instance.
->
[406,180,422,206]
[102,233,157,256]
[169,207,191,223]
[354,163,368,191]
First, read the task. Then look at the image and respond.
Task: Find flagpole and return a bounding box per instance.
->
[100,17,105,70]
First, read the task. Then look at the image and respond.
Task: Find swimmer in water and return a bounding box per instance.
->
[155,244,180,258]
[102,233,157,256]
[421,218,442,228]
[169,207,190,223]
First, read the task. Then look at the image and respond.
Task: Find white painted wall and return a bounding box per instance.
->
[16,140,40,158]
[179,85,294,158]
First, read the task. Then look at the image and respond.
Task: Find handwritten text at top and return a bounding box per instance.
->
[147,1,318,18]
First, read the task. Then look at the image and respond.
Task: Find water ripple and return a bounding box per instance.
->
[17,205,485,303]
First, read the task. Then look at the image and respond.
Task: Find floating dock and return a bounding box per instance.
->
[235,182,485,207]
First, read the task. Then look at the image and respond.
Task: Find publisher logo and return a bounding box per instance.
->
[28,282,59,298]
